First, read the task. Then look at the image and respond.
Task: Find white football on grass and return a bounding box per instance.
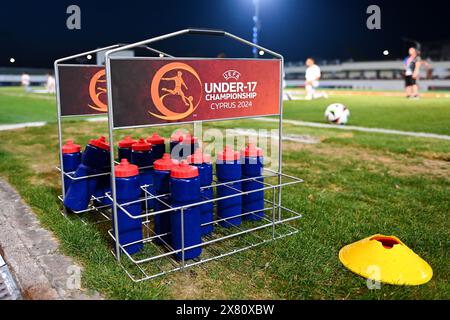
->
[324,103,350,125]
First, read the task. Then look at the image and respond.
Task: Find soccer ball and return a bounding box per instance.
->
[324,103,350,125]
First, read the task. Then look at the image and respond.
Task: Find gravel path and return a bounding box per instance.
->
[0,178,101,300]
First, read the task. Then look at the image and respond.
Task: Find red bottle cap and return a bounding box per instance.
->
[115,158,139,178]
[89,136,110,151]
[62,139,81,154]
[118,136,137,148]
[187,149,211,164]
[217,146,240,161]
[180,133,198,144]
[241,143,263,157]
[154,153,178,171]
[132,138,152,151]
[147,132,165,145]
[170,130,187,142]
[170,160,199,179]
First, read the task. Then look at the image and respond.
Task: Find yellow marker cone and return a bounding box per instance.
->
[339,234,433,285]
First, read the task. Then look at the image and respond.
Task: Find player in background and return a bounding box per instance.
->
[46,74,56,94]
[282,71,293,100]
[21,72,30,92]
[304,58,328,100]
[404,47,430,99]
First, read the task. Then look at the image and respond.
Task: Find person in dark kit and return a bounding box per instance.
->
[404,47,429,99]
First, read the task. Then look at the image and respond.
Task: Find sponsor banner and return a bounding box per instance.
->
[109,58,280,128]
[58,65,107,116]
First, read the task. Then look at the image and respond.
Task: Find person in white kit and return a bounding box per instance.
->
[46,74,56,94]
[304,58,327,100]
[21,72,31,92]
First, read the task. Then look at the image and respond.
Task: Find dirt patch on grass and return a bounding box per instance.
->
[167,256,276,299]
[167,271,206,299]
[168,268,227,299]
[4,142,58,182]
[0,136,59,188]
[29,171,60,188]
[417,151,450,162]
[284,141,450,180]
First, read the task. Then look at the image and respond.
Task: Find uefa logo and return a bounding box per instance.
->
[88,69,108,112]
[223,70,241,81]
[149,62,203,121]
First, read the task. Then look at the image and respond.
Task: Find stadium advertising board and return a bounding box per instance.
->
[109,58,281,128]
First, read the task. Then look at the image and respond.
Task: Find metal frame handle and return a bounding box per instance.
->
[187,28,225,36]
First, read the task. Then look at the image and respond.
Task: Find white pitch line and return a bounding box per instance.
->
[255,117,450,141]
[0,122,47,131]
[0,116,107,132]
[228,128,321,144]
[0,92,55,100]
[86,116,108,122]
[0,116,448,142]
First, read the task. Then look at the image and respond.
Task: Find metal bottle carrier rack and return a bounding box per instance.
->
[55,29,303,282]
[54,43,173,223]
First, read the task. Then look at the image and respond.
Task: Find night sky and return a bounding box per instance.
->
[1,0,448,68]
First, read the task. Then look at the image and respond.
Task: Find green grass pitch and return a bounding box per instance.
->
[0,86,448,299]
[1,86,450,135]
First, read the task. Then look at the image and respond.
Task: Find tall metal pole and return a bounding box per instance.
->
[104,53,121,262]
[252,0,260,58]
[53,62,66,208]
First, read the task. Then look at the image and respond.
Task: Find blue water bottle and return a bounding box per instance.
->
[113,158,143,255]
[170,130,186,160]
[170,161,202,260]
[131,138,154,210]
[241,143,265,221]
[117,136,136,162]
[93,135,129,206]
[147,133,165,160]
[187,149,214,235]
[61,139,81,191]
[64,136,110,211]
[153,153,177,245]
[216,146,242,227]
[93,168,112,207]
[179,133,199,159]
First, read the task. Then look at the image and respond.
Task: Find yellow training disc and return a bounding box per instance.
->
[339,234,433,286]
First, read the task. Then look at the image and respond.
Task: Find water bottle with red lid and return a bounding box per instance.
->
[170,161,202,260]
[241,143,265,220]
[61,139,81,191]
[83,136,110,169]
[153,153,178,245]
[64,136,110,211]
[113,159,143,255]
[216,146,242,227]
[131,138,154,210]
[187,149,213,235]
[170,130,187,160]
[179,133,199,159]
[147,133,165,160]
[118,136,137,162]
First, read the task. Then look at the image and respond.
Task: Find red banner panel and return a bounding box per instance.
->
[109,58,280,127]
[58,65,107,116]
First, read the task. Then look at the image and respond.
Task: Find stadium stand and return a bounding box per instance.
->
[285,60,450,91]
